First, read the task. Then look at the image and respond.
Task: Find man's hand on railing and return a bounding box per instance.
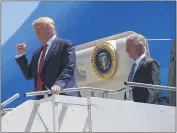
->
[51,85,62,95]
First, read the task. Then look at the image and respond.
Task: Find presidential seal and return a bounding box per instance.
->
[91,42,118,79]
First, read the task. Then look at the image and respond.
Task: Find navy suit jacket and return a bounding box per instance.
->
[132,57,160,104]
[125,56,160,104]
[16,37,80,97]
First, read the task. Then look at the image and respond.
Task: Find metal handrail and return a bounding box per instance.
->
[1,93,20,108]
[25,87,126,97]
[124,81,176,91]
[25,81,176,97]
[3,108,15,111]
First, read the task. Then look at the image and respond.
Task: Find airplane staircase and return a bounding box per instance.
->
[1,81,176,132]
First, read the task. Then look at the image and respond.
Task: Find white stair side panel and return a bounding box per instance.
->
[1,95,175,132]
[30,101,55,132]
[59,105,88,132]
[90,97,175,132]
[53,95,89,132]
[2,100,45,132]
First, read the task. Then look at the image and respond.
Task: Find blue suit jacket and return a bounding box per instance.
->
[16,37,80,97]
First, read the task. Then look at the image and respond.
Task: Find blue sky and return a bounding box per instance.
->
[2,1,175,44]
[2,1,39,44]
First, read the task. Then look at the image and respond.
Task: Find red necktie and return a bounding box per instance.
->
[37,44,48,91]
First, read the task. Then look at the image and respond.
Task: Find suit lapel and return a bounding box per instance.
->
[36,47,43,61]
[134,56,147,78]
[43,37,58,67]
[33,46,43,77]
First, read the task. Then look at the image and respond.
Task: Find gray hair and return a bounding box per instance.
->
[126,33,147,55]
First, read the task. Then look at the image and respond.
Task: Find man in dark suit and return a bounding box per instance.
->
[16,17,80,99]
[124,33,160,104]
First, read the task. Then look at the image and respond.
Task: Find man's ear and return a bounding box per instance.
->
[53,28,56,34]
[137,43,144,52]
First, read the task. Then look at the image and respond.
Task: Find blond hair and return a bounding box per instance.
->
[32,17,55,28]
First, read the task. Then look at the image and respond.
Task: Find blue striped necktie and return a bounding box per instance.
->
[128,63,137,81]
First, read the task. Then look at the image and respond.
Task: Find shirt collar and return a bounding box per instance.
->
[134,53,146,66]
[46,34,56,46]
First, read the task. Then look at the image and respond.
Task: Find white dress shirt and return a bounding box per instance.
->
[132,53,146,79]
[16,34,57,71]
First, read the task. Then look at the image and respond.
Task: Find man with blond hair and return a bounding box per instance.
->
[16,17,80,99]
[124,33,160,104]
